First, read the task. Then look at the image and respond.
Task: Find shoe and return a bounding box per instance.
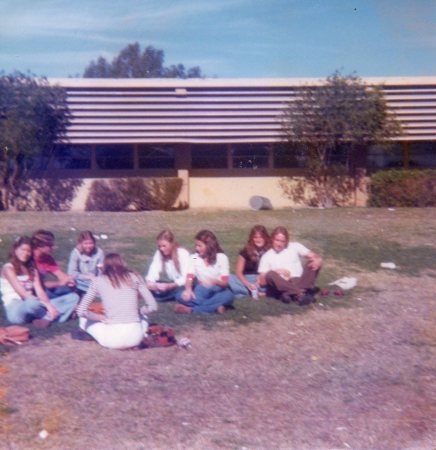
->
[70,328,94,341]
[32,319,51,329]
[280,293,294,304]
[306,287,320,295]
[175,304,193,314]
[297,292,315,306]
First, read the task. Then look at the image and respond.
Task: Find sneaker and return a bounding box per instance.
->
[70,328,94,341]
[280,293,294,304]
[298,292,315,306]
[32,319,51,329]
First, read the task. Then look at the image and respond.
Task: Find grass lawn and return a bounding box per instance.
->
[0,207,435,449]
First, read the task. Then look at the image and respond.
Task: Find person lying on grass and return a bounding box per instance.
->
[175,229,234,314]
[0,236,68,328]
[258,226,322,306]
[145,229,190,302]
[75,253,157,349]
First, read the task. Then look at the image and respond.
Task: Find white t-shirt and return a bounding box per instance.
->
[146,247,190,287]
[258,242,311,278]
[0,263,34,306]
[189,252,230,283]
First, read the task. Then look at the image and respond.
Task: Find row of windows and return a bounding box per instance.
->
[29,144,303,171]
[28,142,436,172]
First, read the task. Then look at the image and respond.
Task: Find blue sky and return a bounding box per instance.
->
[1,0,435,79]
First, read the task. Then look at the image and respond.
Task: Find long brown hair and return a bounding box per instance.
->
[157,229,180,273]
[102,253,134,288]
[9,236,36,279]
[244,225,270,262]
[195,229,223,265]
[77,230,97,255]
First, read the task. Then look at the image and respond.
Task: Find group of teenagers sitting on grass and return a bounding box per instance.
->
[0,226,322,350]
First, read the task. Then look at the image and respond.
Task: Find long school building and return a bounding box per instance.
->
[37,77,436,209]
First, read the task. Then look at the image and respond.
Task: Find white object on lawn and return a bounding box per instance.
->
[328,277,357,290]
[380,262,396,269]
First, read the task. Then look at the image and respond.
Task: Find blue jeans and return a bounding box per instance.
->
[46,285,74,299]
[229,274,265,298]
[75,278,91,294]
[49,292,80,322]
[151,286,184,302]
[176,284,234,313]
[4,298,47,324]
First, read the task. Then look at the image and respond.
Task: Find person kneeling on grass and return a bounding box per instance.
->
[74,253,158,349]
[175,229,234,314]
[258,226,322,306]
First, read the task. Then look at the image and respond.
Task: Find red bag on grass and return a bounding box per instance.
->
[0,326,30,345]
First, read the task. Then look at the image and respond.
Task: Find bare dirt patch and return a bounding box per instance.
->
[1,271,435,450]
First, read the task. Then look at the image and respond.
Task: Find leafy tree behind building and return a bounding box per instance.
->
[83,42,202,78]
[280,71,401,206]
[0,72,70,210]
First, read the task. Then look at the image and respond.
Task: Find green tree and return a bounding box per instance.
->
[83,42,202,78]
[0,72,70,210]
[281,71,401,206]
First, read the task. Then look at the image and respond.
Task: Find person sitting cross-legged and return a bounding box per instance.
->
[175,230,234,314]
[258,226,322,305]
[145,230,190,302]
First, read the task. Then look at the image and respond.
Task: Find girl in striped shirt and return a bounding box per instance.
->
[76,253,157,349]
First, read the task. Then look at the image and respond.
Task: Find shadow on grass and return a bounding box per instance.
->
[1,292,361,352]
[303,232,436,276]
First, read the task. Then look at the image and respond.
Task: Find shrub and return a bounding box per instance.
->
[368,169,436,207]
[85,177,184,211]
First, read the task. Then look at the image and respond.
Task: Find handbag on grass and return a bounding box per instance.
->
[143,323,176,348]
[0,326,30,345]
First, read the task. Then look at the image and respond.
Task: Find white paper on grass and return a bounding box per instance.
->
[328,277,357,290]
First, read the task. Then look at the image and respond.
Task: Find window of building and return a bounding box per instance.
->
[138,144,175,169]
[231,144,269,169]
[367,143,403,169]
[191,144,228,169]
[273,144,300,168]
[409,142,436,168]
[51,145,92,169]
[25,149,52,171]
[95,144,134,170]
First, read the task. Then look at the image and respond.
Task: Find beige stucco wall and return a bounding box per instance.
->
[62,175,368,211]
[189,176,369,209]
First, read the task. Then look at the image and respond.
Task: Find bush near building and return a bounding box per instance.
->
[369,169,436,207]
[85,177,183,211]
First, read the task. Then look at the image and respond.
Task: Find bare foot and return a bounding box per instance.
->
[217,305,225,314]
[175,304,192,314]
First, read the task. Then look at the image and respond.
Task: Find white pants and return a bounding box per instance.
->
[79,318,147,349]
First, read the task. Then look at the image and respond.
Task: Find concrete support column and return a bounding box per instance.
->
[177,169,190,209]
